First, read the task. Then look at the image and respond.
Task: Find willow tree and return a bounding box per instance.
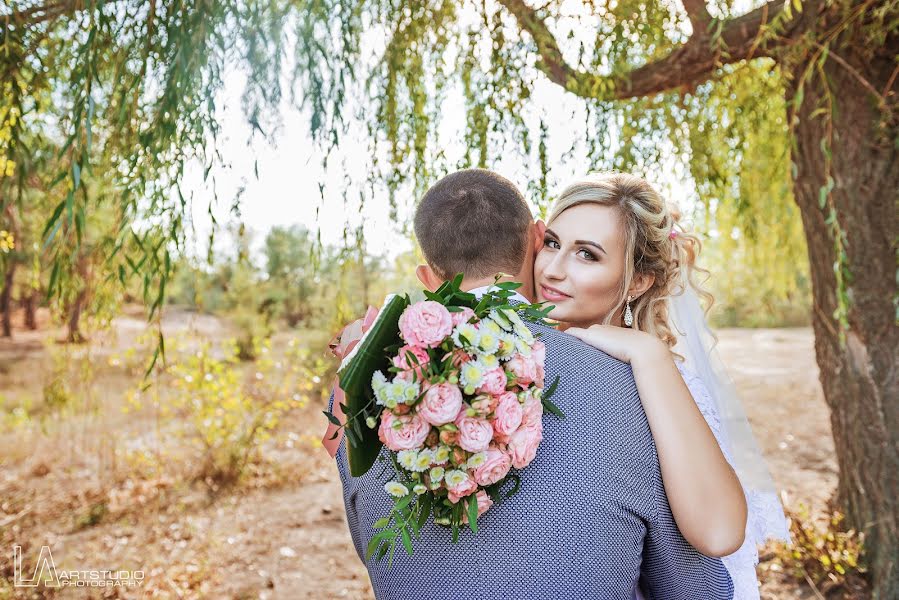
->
[2,0,897,594]
[308,0,899,592]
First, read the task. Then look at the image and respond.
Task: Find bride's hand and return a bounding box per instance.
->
[565,324,666,365]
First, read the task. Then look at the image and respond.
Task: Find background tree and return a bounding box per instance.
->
[2,0,896,594]
[263,225,317,327]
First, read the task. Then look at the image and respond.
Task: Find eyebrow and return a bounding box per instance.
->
[545,228,607,255]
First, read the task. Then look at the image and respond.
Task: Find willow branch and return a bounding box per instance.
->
[499,0,810,100]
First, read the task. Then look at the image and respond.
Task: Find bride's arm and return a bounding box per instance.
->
[567,325,748,557]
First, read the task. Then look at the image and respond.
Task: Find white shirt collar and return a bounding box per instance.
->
[466,284,530,305]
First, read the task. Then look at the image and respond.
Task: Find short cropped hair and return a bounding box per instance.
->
[413,169,533,281]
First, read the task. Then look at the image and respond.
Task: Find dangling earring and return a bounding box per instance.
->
[623,295,634,327]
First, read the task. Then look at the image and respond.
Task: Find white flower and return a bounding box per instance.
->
[452,323,481,349]
[481,319,503,337]
[385,481,409,497]
[398,450,418,470]
[478,353,500,369]
[413,484,427,495]
[401,380,421,404]
[488,309,513,332]
[444,469,468,488]
[477,331,500,355]
[372,371,388,393]
[497,333,518,360]
[429,466,445,483]
[460,360,486,393]
[372,371,389,405]
[413,450,434,472]
[433,446,450,464]
[466,451,488,469]
[514,336,533,357]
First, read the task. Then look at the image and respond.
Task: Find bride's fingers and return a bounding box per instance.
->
[566,327,589,339]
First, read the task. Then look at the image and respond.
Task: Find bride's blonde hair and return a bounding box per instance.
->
[547,172,714,351]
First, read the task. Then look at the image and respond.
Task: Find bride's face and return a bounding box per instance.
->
[534,203,627,328]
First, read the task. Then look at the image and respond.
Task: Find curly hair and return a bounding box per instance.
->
[547,172,715,355]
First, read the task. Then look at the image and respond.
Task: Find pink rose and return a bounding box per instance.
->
[378,411,431,451]
[472,447,512,486]
[393,344,430,378]
[506,421,543,469]
[398,301,453,348]
[477,367,508,395]
[521,390,544,427]
[492,391,523,437]
[532,341,546,387]
[455,411,494,453]
[418,383,463,426]
[462,489,494,523]
[506,353,539,387]
[450,307,476,327]
[447,473,477,503]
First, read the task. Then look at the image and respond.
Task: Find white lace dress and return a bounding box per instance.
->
[635,362,773,600]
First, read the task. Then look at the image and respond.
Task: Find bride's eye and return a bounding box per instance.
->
[544,238,560,250]
[577,248,597,261]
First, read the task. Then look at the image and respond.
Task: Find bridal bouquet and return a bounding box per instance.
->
[323,275,563,565]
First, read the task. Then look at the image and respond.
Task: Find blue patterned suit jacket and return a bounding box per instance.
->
[330,315,734,599]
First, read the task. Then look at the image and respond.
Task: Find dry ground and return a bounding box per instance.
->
[0,307,840,599]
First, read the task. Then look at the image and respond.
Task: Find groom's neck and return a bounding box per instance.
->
[461,275,535,303]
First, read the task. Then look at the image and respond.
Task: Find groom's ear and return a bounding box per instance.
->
[533,220,546,254]
[415,264,441,292]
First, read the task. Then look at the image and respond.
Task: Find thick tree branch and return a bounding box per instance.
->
[499,0,810,100]
[681,0,712,35]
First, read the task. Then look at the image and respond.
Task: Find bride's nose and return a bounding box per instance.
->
[542,251,566,281]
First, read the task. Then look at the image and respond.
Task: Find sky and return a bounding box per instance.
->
[180,7,697,271]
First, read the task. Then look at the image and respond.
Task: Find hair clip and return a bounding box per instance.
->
[669,229,678,240]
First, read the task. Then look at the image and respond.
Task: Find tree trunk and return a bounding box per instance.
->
[0,257,15,338]
[23,290,37,330]
[789,30,898,597]
[66,254,90,344]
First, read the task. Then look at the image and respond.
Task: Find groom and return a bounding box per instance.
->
[328,169,734,598]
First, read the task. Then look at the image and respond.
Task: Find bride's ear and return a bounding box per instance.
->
[415,264,441,292]
[628,272,655,298]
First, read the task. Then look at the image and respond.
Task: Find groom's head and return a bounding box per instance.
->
[413,169,540,299]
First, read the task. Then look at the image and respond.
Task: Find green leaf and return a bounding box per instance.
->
[542,374,561,401]
[395,493,415,513]
[467,494,478,534]
[323,410,342,426]
[373,517,390,529]
[541,395,565,419]
[416,493,432,533]
[366,528,394,560]
[400,526,414,555]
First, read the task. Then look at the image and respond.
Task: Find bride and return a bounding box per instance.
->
[531,173,790,599]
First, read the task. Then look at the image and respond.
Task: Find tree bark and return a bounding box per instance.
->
[0,257,15,338]
[789,29,898,597]
[23,290,37,330]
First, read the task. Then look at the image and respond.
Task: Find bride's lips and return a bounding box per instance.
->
[539,284,571,302]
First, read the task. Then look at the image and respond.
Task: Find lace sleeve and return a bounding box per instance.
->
[677,361,773,600]
[675,361,733,462]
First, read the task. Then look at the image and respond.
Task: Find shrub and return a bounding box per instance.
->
[771,500,868,598]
